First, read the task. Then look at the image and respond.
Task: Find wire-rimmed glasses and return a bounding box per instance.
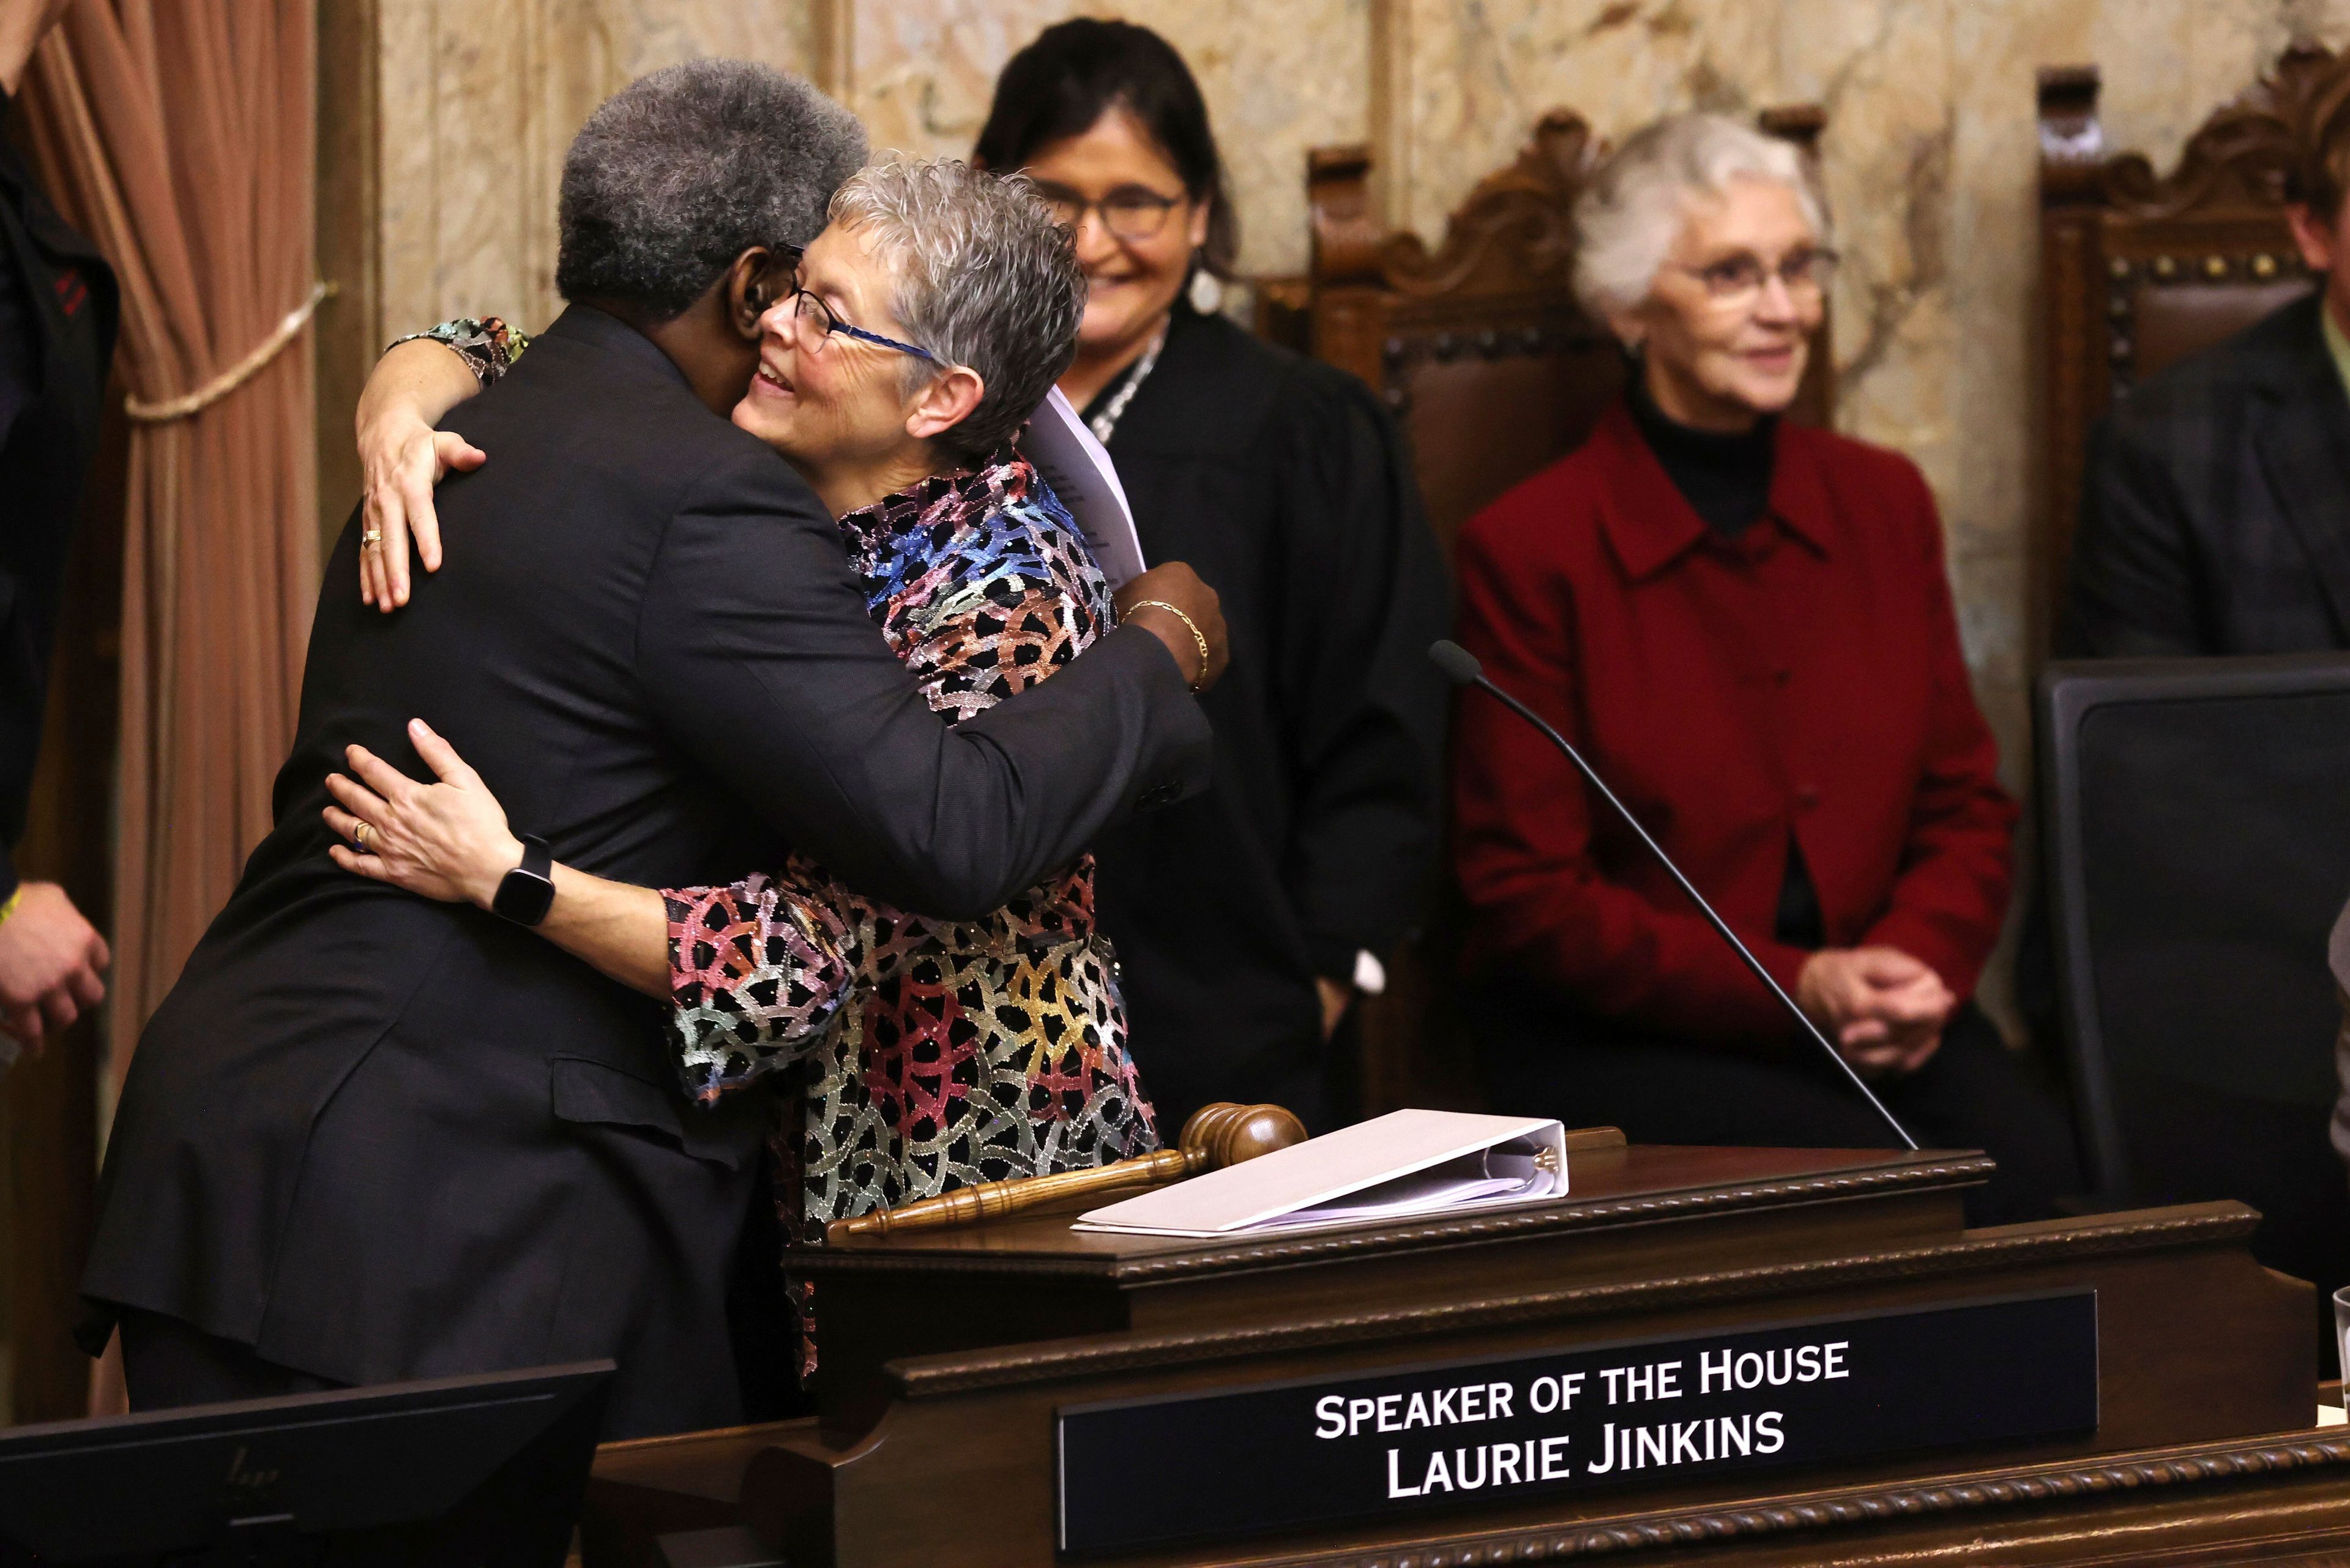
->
[1669,247,1840,308]
[1027,179,1185,242]
[786,285,938,362]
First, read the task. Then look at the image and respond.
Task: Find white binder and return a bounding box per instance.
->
[1073,1109,1569,1239]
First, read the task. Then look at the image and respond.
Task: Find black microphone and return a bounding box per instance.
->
[1430,639,1919,1151]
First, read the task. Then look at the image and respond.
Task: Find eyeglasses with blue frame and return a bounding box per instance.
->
[786,283,938,363]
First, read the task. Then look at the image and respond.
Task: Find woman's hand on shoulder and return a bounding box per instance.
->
[356,339,490,611]
[323,719,522,909]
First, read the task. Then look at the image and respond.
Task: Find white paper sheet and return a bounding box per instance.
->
[1019,386,1147,588]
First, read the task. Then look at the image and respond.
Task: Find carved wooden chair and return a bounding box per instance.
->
[1276,108,1831,1115]
[2035,44,2333,654]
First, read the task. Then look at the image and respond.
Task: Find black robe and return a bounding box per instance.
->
[1086,304,1450,1131]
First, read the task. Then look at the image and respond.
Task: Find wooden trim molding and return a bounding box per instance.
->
[811,0,856,99]
[313,0,380,551]
[1349,110,1598,300]
[882,1203,2256,1398]
[2092,42,2334,218]
[797,1155,1996,1285]
[1245,1431,2350,1566]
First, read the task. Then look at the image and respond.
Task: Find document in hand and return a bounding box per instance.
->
[1072,1110,1569,1239]
[1020,386,1147,588]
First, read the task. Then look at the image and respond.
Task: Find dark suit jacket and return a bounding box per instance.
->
[82,306,1210,1436]
[2063,293,2350,657]
[0,91,118,897]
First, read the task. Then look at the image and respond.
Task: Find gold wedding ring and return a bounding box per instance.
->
[362,529,383,547]
[352,821,373,849]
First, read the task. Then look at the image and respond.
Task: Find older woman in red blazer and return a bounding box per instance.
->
[1452,113,2076,1221]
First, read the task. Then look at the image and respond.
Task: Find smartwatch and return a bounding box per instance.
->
[491,834,556,927]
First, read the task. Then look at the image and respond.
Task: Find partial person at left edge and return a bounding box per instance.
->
[0,0,115,1054]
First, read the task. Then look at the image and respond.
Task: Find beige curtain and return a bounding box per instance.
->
[18,0,319,1083]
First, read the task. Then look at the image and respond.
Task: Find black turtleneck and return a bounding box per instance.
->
[1625,367,1778,539]
[1624,369,1822,949]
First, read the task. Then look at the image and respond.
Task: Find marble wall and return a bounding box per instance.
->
[354,0,1361,329]
[346,0,2350,741]
[369,0,821,342]
[334,0,2350,1019]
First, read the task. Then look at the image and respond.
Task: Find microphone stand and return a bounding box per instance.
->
[1431,640,1919,1151]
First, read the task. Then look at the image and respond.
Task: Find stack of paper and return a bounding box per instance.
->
[1073,1110,1568,1239]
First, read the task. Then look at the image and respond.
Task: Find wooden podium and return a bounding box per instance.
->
[583,1135,2350,1567]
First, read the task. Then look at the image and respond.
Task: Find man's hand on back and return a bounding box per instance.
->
[1116,562,1228,692]
[0,882,110,1049]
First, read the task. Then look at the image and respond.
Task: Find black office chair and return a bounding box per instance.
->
[2039,655,2350,1307]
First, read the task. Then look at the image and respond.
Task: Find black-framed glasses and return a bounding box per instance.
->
[787,285,938,362]
[1672,247,1840,305]
[1027,179,1185,242]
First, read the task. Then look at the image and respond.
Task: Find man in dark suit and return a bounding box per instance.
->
[2062,73,2350,657]
[81,61,1223,1439]
[0,0,113,1050]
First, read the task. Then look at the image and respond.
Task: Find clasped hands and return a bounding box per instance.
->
[1794,946,1952,1080]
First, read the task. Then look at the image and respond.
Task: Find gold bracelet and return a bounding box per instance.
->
[0,887,21,927]
[1125,599,1209,691]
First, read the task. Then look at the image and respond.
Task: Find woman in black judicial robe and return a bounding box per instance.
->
[975,20,1450,1132]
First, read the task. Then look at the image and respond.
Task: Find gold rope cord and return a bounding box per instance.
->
[124,280,332,424]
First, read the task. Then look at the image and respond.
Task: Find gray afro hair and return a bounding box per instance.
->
[557,59,867,319]
[830,159,1086,460]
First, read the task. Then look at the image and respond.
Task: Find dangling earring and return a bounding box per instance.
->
[1187,257,1225,316]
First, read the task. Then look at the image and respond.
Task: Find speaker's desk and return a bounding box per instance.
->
[587,1135,2341,1566]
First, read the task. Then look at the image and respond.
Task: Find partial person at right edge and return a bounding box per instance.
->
[1452,114,2078,1225]
[2061,65,2350,658]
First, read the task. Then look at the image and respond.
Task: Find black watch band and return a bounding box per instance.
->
[491,834,556,927]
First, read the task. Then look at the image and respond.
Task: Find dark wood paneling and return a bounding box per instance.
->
[580,1145,2325,1568]
[315,0,380,551]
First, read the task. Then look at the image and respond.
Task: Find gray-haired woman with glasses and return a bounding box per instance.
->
[1452,111,2078,1224]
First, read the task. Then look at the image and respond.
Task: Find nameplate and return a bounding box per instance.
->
[1056,1291,2097,1556]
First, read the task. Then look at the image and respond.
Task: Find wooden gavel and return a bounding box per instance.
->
[824,1101,1308,1244]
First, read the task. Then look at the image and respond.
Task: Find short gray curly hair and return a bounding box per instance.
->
[558,60,867,319]
[1573,112,1830,322]
[830,158,1086,460]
